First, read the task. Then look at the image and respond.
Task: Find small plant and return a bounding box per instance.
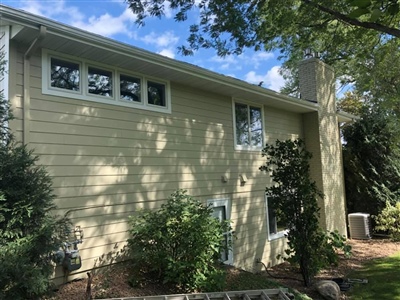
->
[260,139,351,286]
[127,189,231,292]
[374,201,400,241]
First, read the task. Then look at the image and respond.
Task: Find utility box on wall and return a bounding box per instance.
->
[348,213,372,240]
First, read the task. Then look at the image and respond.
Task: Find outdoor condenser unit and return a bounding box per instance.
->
[348,213,372,240]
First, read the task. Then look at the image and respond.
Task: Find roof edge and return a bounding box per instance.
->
[0,4,319,113]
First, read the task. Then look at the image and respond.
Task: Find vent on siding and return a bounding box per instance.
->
[348,213,372,240]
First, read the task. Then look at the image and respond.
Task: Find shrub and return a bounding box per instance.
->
[374,201,400,241]
[0,55,69,299]
[127,189,231,292]
[260,139,351,286]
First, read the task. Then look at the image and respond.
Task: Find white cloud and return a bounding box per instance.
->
[158,48,175,58]
[210,54,238,64]
[19,1,136,38]
[209,51,274,73]
[265,66,285,91]
[141,31,179,48]
[250,52,274,69]
[71,12,130,37]
[20,0,84,22]
[244,66,285,92]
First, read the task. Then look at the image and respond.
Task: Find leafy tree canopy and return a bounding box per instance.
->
[126,0,400,99]
[342,105,400,216]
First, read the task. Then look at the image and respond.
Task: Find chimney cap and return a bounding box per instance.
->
[303,49,321,60]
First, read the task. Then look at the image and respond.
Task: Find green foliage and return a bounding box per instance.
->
[126,0,400,108]
[0,54,69,299]
[374,201,400,241]
[337,91,364,115]
[342,106,400,216]
[127,189,231,292]
[260,139,351,286]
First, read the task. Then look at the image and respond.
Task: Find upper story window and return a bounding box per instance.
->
[88,66,113,97]
[147,81,166,107]
[233,101,263,150]
[50,57,80,92]
[120,74,141,102]
[42,49,171,113]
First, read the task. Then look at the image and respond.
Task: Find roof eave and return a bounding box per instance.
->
[0,4,319,114]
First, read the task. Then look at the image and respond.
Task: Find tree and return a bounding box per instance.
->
[337,91,364,116]
[0,53,69,299]
[260,139,350,287]
[126,0,399,100]
[342,106,400,217]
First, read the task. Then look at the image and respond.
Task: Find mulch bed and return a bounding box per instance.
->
[46,238,400,300]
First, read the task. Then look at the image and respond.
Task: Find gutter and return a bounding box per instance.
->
[23,25,46,144]
[337,110,359,123]
[1,5,318,113]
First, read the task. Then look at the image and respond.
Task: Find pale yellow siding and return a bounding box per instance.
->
[9,44,306,282]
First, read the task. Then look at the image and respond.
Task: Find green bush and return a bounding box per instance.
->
[127,189,231,292]
[0,55,69,299]
[374,201,400,241]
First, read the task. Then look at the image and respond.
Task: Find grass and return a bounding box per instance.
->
[223,270,312,300]
[347,250,400,299]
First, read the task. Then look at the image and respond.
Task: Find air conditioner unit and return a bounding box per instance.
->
[348,213,372,240]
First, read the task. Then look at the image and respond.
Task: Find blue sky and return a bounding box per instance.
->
[1,0,286,91]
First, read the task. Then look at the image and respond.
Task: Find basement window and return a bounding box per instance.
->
[42,49,171,113]
[207,198,233,265]
[266,196,287,240]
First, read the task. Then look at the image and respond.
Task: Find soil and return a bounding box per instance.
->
[47,238,400,300]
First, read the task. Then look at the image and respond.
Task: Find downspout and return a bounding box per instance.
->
[23,25,46,144]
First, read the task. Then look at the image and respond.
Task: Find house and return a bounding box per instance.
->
[0,5,351,283]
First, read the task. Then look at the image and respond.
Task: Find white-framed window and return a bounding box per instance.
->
[42,49,171,113]
[233,100,263,150]
[207,198,233,265]
[50,57,81,92]
[265,196,287,240]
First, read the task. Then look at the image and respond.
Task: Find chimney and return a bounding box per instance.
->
[299,57,347,236]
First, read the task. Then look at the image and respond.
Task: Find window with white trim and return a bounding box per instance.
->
[207,198,233,265]
[42,49,171,113]
[233,101,263,149]
[50,57,80,92]
[266,196,287,240]
[120,74,141,102]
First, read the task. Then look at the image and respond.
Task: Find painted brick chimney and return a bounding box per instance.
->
[299,57,347,236]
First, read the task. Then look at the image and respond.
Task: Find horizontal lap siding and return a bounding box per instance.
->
[11,48,304,280]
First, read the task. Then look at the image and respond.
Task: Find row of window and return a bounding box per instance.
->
[42,51,264,149]
[42,50,170,113]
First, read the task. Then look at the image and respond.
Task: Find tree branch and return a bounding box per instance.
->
[301,0,400,38]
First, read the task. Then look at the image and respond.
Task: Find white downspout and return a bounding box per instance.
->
[23,25,46,144]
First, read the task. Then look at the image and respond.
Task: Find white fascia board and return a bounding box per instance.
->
[337,111,359,123]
